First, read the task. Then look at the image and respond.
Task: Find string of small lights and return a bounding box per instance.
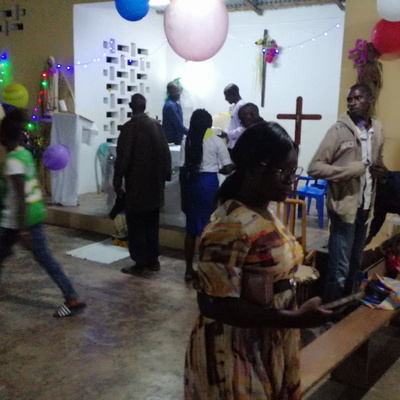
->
[0,52,11,89]
[286,21,343,51]
[4,17,344,129]
[22,18,344,85]
[228,20,343,52]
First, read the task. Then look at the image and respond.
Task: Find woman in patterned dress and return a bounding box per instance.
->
[184,122,332,400]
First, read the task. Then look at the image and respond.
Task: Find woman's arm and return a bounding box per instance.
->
[216,135,235,175]
[219,164,235,175]
[198,292,332,329]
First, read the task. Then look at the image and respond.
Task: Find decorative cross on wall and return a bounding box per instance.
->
[277,96,322,145]
[0,2,26,35]
[260,29,268,108]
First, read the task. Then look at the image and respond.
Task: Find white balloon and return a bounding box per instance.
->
[378,0,400,22]
[164,0,229,62]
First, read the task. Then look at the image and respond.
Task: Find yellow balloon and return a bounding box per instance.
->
[2,83,29,108]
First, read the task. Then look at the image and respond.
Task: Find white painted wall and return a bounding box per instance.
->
[167,5,345,169]
[74,3,167,194]
[74,2,344,194]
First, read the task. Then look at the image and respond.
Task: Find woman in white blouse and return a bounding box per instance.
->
[179,109,234,281]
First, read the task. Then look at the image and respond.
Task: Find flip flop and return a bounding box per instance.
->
[53,301,87,318]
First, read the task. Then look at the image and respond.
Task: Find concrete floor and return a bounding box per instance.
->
[0,225,197,400]
[1,195,399,400]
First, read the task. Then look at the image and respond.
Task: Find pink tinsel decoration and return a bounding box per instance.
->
[265,40,279,64]
[348,39,370,67]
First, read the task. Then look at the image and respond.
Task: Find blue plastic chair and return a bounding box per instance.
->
[296,177,327,228]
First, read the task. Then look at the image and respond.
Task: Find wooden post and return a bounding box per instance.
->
[261,29,268,108]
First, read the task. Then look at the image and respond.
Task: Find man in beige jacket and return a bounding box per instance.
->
[308,83,387,302]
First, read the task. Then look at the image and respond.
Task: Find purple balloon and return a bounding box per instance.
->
[43,144,70,171]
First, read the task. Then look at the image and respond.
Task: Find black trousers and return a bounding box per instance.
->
[125,208,160,265]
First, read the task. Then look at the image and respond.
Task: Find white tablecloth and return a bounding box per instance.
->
[50,113,98,206]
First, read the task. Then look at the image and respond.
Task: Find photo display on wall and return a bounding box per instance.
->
[102,38,150,139]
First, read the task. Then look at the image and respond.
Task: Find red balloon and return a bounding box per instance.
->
[371,19,400,54]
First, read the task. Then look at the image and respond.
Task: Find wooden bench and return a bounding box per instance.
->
[288,204,400,395]
[300,305,400,396]
[300,255,400,396]
[300,255,400,394]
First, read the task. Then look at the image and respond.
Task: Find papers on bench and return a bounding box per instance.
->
[361,274,400,309]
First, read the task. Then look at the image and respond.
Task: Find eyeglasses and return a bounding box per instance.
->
[260,162,304,182]
[275,166,304,182]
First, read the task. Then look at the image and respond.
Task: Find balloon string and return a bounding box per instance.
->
[148,40,168,57]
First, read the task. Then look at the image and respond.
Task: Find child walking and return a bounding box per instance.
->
[0,109,86,318]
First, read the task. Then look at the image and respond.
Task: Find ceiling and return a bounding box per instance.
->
[151,0,346,14]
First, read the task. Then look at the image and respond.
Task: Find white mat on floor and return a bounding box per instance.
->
[67,239,129,264]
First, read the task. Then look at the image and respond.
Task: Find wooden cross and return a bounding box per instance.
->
[277,96,322,145]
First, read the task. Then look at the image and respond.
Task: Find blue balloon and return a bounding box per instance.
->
[115,0,150,22]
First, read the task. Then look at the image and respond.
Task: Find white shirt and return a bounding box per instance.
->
[178,128,232,172]
[357,125,373,210]
[226,99,246,149]
[1,157,24,229]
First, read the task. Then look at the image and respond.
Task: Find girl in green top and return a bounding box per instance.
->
[0,109,86,318]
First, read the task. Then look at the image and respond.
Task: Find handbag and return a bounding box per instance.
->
[241,265,274,307]
[109,193,126,220]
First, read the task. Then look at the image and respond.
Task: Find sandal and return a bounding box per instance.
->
[53,300,87,318]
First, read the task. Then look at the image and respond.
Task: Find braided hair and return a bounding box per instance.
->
[184,109,212,180]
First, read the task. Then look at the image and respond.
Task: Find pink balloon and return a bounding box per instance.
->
[164,0,229,62]
[371,19,400,55]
